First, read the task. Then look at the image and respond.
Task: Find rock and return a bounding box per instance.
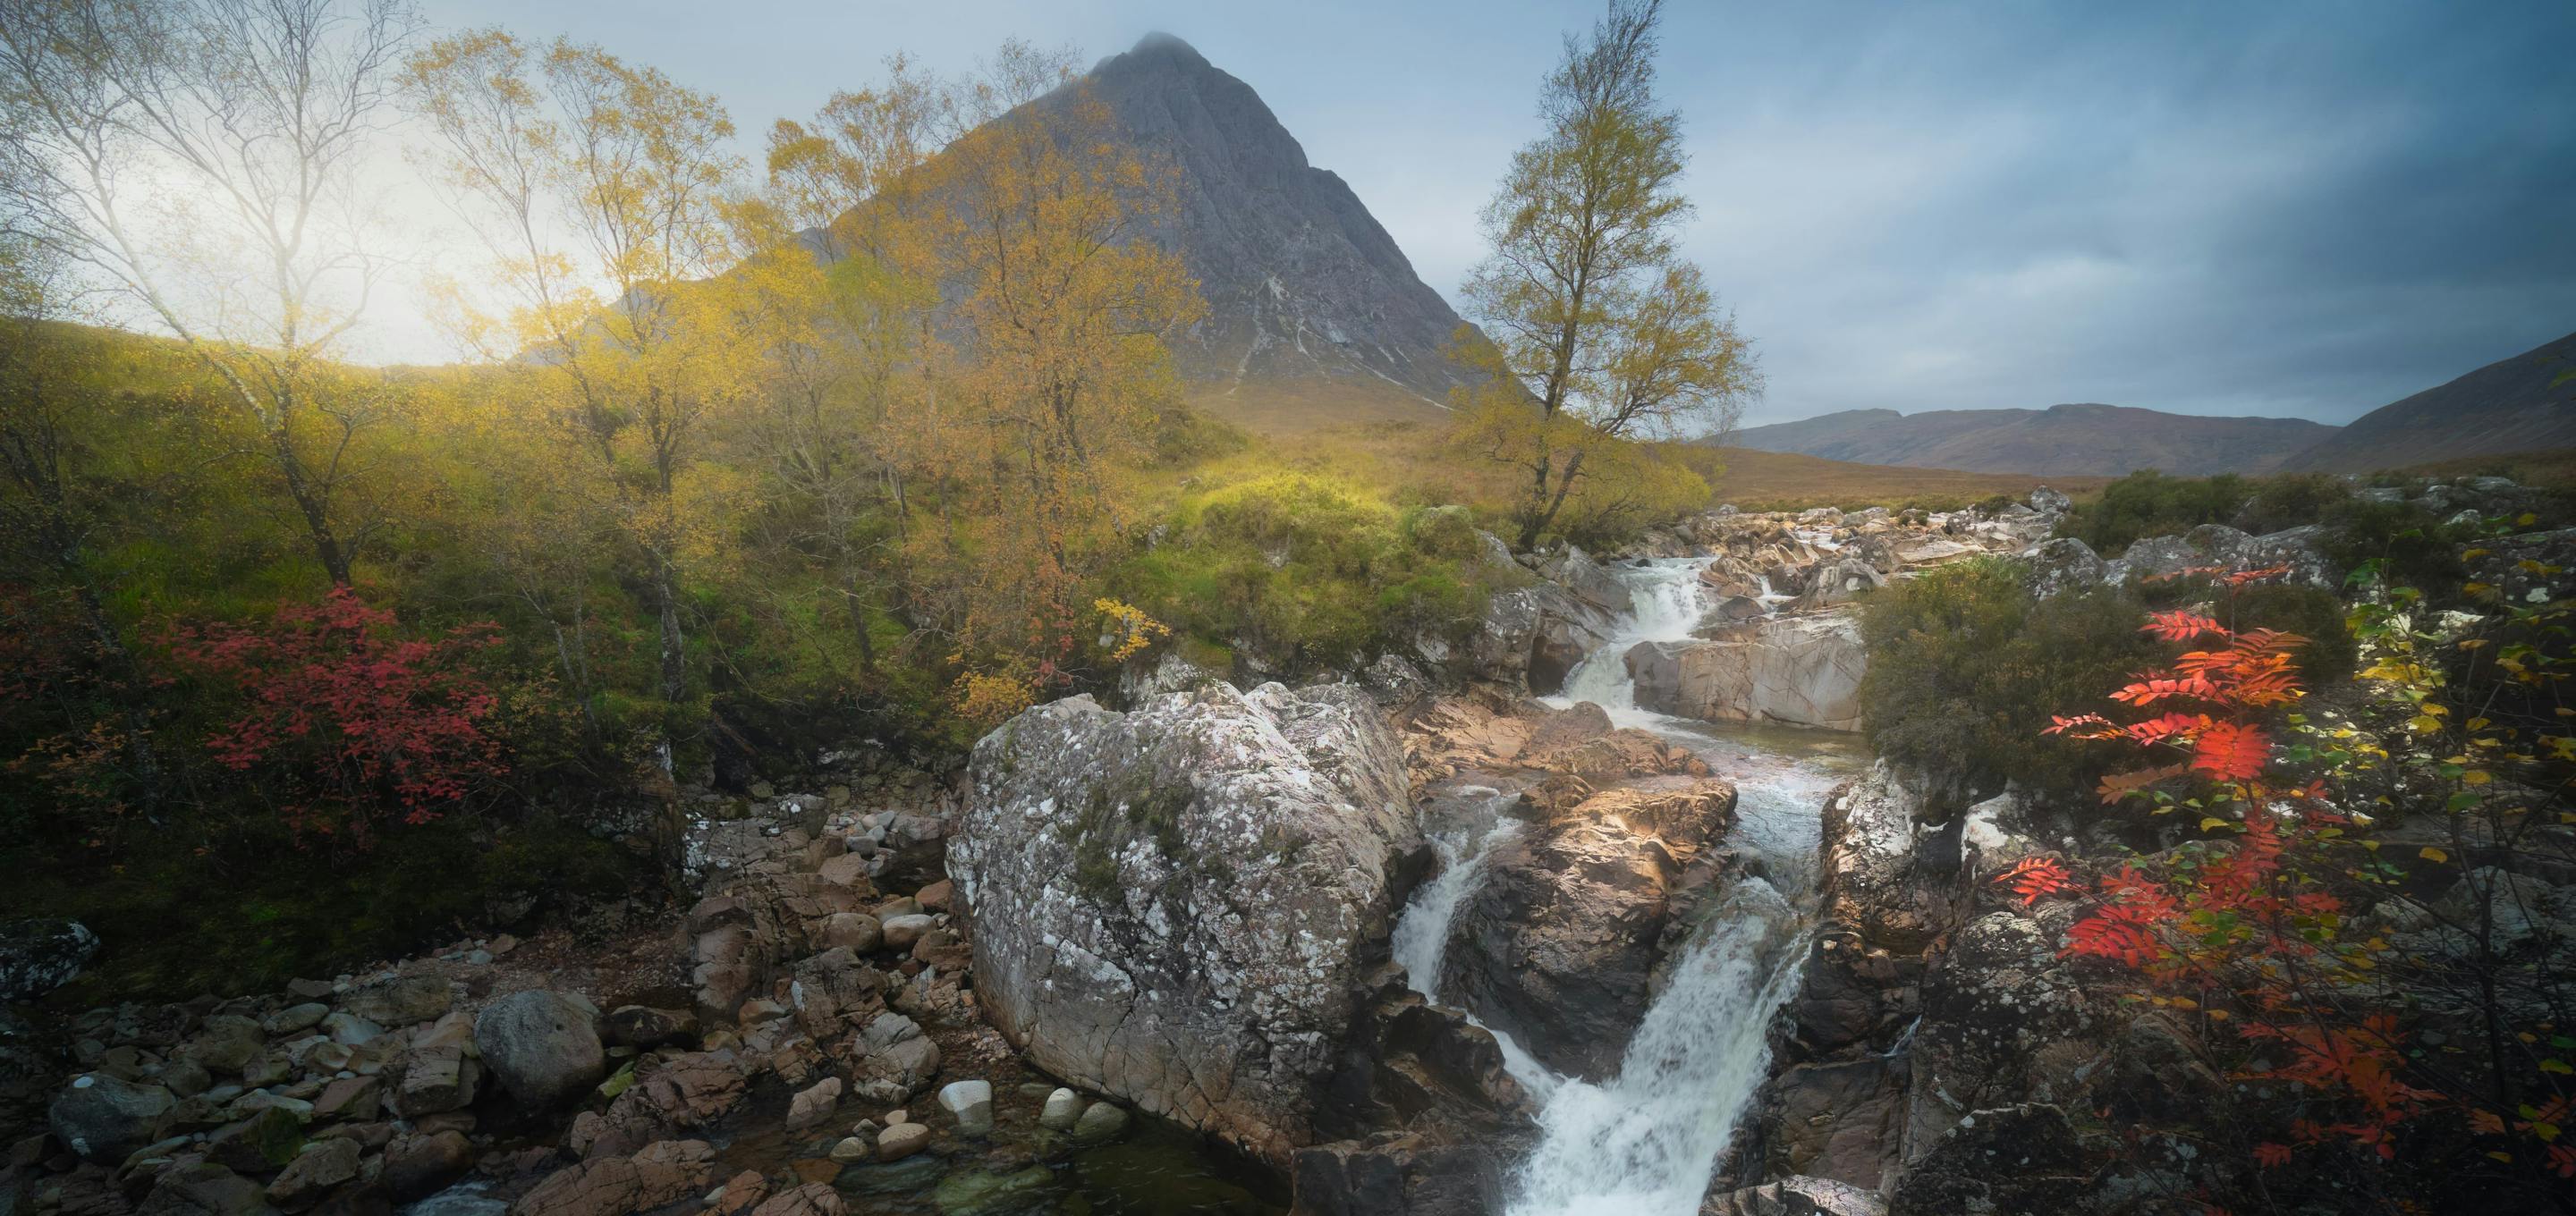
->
[936,1080,993,1137]
[2028,486,2072,515]
[509,1139,716,1216]
[951,681,1415,1164]
[1038,1088,1083,1131]
[826,1136,869,1163]
[1789,557,1884,611]
[2106,523,2340,589]
[1529,612,1613,697]
[1819,764,1947,951]
[263,1136,360,1210]
[204,1105,307,1173]
[474,992,605,1109]
[1289,1136,1510,1216]
[1628,612,1865,732]
[1071,1101,1131,1144]
[50,1073,174,1163]
[1359,652,1432,708]
[850,1013,940,1105]
[310,1076,379,1124]
[394,1018,480,1117]
[929,1166,1055,1216]
[875,1122,930,1162]
[1701,1175,1887,1216]
[1469,586,1617,691]
[784,1077,842,1131]
[1886,1104,2088,1216]
[566,1052,748,1160]
[818,913,884,955]
[136,1161,276,1216]
[1439,781,1735,1080]
[1759,1058,1906,1189]
[0,918,97,1001]
[318,1013,381,1047]
[183,1016,267,1075]
[877,915,933,951]
[263,1004,330,1036]
[2021,537,2105,600]
[383,1130,474,1202]
[601,1006,697,1051]
[745,1184,845,1216]
[342,975,451,1026]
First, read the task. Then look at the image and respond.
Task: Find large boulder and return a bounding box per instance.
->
[1437,780,1737,1081]
[2106,523,2340,589]
[950,680,1417,1165]
[1627,612,1866,732]
[511,1139,716,1216]
[1467,586,1616,692]
[1819,764,1948,951]
[0,918,97,1002]
[49,1073,174,1163]
[473,991,606,1109]
[2021,537,2106,600]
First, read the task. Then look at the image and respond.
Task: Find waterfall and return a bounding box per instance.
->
[1551,558,1715,720]
[1389,556,1852,1215]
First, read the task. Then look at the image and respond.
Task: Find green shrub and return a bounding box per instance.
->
[1860,558,2166,798]
[2238,474,2352,535]
[2319,498,2471,599]
[2055,470,2250,555]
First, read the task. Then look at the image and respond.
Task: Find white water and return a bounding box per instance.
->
[1394,557,1854,1216]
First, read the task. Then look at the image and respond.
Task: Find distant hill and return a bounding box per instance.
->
[1727,403,2338,477]
[2280,330,2576,472]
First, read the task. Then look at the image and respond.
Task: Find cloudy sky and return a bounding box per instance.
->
[381,0,2576,426]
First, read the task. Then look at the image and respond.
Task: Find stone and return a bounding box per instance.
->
[849,1015,939,1105]
[204,1104,308,1173]
[1038,1087,1083,1131]
[1627,612,1864,732]
[509,1139,716,1216]
[317,1013,381,1047]
[784,1077,842,1131]
[600,1006,697,1051]
[745,1183,845,1216]
[950,681,1415,1165]
[183,1016,267,1075]
[1289,1136,1509,1216]
[936,1080,993,1137]
[473,991,606,1108]
[384,1130,475,1202]
[310,1076,380,1124]
[2021,536,2106,600]
[0,917,97,1001]
[826,1136,869,1163]
[1467,584,1617,691]
[1702,1175,1887,1216]
[818,914,882,955]
[263,1136,360,1210]
[929,1166,1055,1216]
[1071,1100,1131,1144]
[875,1122,930,1162]
[1760,1058,1905,1190]
[877,915,934,951]
[136,1161,275,1216]
[341,975,451,1026]
[263,1004,330,1036]
[50,1073,174,1163]
[394,1018,480,1117]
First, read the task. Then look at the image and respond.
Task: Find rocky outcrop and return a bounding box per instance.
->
[1467,585,1615,694]
[2105,523,2341,589]
[1628,612,1866,732]
[1439,779,1738,1081]
[2021,537,2106,599]
[950,680,1416,1164]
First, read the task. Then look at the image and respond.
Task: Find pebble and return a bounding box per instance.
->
[877,1121,931,1162]
[1039,1088,1083,1132]
[937,1079,994,1137]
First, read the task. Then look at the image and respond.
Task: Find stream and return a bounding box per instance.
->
[1394,557,1860,1216]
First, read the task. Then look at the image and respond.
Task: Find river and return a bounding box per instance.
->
[1392,557,1860,1216]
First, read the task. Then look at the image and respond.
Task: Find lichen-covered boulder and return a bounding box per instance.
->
[0,918,97,1002]
[2021,537,2106,600]
[1628,612,1866,733]
[951,681,1416,1165]
[1820,764,1947,951]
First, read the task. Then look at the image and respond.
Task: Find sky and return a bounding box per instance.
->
[356,0,2576,427]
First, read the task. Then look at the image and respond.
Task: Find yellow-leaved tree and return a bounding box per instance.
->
[402,30,765,770]
[1456,0,1757,549]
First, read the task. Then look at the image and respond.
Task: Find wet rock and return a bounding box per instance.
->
[1470,586,1618,691]
[1820,764,1946,952]
[342,975,452,1026]
[601,1007,696,1051]
[263,1136,360,1211]
[936,1079,993,1137]
[509,1139,716,1216]
[1288,1136,1508,1216]
[1700,1174,1887,1216]
[474,992,605,1109]
[952,681,1415,1164]
[1758,1057,1905,1189]
[1886,1103,2089,1216]
[383,1130,474,1203]
[1038,1088,1083,1131]
[51,1073,174,1163]
[1627,612,1865,733]
[874,1122,929,1162]
[0,918,97,1002]
[746,1183,845,1216]
[784,1077,842,1132]
[931,1166,1056,1216]
[1071,1101,1131,1144]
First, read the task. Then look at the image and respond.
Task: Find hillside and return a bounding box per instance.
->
[2281,329,2576,472]
[1729,402,2337,477]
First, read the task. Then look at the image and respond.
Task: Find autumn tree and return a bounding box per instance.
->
[1458,0,1757,549]
[403,30,767,770]
[0,0,417,587]
[911,65,1202,721]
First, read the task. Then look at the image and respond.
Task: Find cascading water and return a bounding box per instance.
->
[1392,557,1856,1216]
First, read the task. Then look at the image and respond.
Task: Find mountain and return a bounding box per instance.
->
[2280,330,2576,472]
[1727,403,2339,477]
[1049,34,1476,406]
